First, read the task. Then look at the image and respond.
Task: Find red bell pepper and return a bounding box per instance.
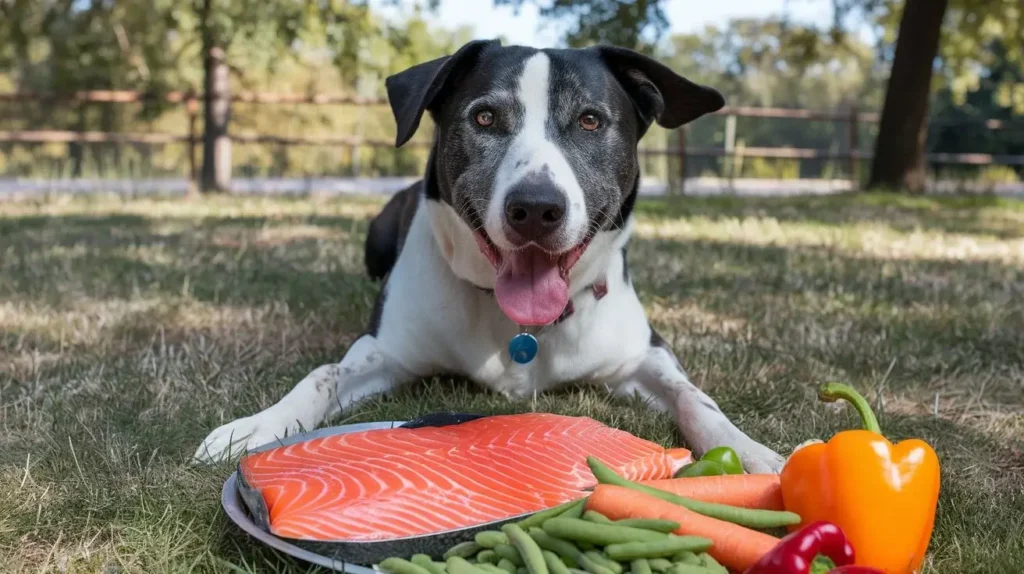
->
[743,521,884,574]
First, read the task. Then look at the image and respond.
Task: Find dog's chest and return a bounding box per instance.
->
[461,283,650,397]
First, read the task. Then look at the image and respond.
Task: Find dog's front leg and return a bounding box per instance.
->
[615,334,785,474]
[193,335,409,463]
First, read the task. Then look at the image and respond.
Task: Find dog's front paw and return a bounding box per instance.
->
[192,411,298,464]
[730,439,786,474]
[689,430,786,474]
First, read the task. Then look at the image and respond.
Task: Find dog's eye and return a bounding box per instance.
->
[579,113,600,131]
[475,110,495,127]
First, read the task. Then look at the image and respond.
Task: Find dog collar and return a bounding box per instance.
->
[508,280,608,365]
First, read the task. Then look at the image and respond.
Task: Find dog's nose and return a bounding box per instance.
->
[503,182,567,242]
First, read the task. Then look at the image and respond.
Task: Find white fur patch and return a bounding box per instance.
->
[486,52,588,251]
[428,201,497,289]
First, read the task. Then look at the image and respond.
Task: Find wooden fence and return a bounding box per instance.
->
[1,90,1021,193]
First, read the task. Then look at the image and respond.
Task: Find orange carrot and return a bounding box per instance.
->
[637,474,784,510]
[587,484,779,573]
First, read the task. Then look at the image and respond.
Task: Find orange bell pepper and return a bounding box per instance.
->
[780,383,940,574]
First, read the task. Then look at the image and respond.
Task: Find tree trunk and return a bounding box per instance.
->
[867,0,949,193]
[200,0,231,193]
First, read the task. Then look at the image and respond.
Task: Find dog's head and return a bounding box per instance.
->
[386,40,723,326]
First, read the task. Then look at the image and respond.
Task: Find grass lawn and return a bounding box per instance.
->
[1,192,1022,573]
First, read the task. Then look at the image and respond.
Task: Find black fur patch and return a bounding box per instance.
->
[366,279,389,337]
[621,245,630,283]
[364,181,421,280]
[649,325,669,349]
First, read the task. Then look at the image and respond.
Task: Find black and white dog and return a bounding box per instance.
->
[194,40,784,473]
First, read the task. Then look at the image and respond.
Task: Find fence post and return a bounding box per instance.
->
[724,113,737,189]
[676,126,687,195]
[848,104,859,191]
[186,91,199,195]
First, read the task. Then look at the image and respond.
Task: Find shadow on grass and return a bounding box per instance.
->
[3,203,1022,394]
[1,212,376,308]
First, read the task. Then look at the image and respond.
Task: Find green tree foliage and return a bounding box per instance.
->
[646,18,885,181]
[663,18,884,109]
[1,1,194,94]
[493,0,668,52]
[847,0,1022,109]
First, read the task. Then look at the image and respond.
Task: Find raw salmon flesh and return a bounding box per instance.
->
[238,413,692,541]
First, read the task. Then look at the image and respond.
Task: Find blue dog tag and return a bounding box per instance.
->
[509,333,538,364]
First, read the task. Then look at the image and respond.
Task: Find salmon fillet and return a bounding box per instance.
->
[238,413,692,541]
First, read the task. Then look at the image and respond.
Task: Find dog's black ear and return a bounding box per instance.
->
[594,46,724,131]
[385,39,499,147]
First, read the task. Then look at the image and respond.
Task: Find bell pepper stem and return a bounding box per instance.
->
[818,383,881,434]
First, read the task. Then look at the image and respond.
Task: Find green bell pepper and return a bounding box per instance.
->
[673,446,743,477]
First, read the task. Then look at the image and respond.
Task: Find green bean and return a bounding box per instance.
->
[582,511,612,523]
[412,555,447,574]
[446,542,484,560]
[497,560,518,574]
[526,528,611,574]
[697,554,726,574]
[479,565,509,574]
[604,537,712,562]
[518,499,588,530]
[411,556,434,568]
[586,457,801,529]
[630,559,652,574]
[380,558,433,574]
[673,552,700,566]
[647,559,672,573]
[614,519,680,533]
[503,523,549,574]
[517,568,528,574]
[583,551,623,574]
[665,565,713,574]
[527,527,581,563]
[477,550,499,564]
[576,554,617,574]
[447,557,488,574]
[560,500,586,520]
[542,518,667,546]
[578,542,596,551]
[543,550,571,574]
[494,544,524,566]
[477,531,511,548]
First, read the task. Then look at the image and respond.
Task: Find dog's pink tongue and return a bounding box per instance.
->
[495,247,568,326]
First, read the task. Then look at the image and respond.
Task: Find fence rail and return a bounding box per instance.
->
[3,90,1017,125]
[1,90,1021,193]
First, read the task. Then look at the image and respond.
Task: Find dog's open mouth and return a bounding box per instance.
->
[474,231,590,326]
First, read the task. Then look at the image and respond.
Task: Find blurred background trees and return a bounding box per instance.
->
[0,0,1018,192]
